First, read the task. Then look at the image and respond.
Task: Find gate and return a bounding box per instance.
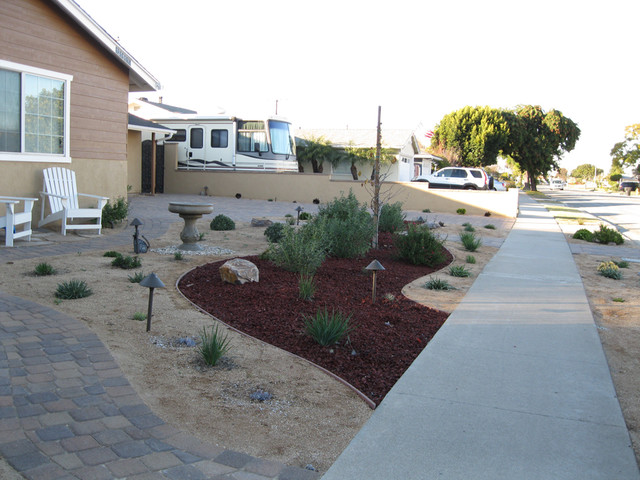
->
[141,141,164,194]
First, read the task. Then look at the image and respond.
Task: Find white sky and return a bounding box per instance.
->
[78,0,640,172]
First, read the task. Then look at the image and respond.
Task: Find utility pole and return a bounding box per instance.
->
[373,106,382,249]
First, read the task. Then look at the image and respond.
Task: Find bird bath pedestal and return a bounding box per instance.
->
[168,202,213,251]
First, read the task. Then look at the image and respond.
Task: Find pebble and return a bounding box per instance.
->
[150,245,235,256]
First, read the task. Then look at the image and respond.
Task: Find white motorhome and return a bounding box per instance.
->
[153,116,297,172]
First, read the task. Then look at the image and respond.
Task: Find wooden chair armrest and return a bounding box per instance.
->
[40,191,70,200]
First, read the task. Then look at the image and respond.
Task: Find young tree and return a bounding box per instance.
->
[431,106,510,167]
[503,106,580,191]
[609,123,640,175]
[296,135,339,173]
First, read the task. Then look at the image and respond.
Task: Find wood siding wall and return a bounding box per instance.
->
[0,0,130,163]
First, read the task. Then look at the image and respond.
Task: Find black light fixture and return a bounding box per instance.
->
[130,218,149,254]
[365,260,385,303]
[139,273,165,332]
[295,206,303,225]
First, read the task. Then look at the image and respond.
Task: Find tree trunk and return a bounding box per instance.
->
[350,163,358,180]
[311,160,323,173]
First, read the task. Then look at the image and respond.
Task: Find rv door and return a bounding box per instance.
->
[187,127,205,168]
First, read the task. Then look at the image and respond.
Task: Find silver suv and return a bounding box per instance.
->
[412,167,492,190]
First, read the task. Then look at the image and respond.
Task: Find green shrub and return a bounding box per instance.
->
[449,265,471,277]
[378,202,406,233]
[456,208,466,215]
[103,251,122,258]
[266,224,326,275]
[299,212,312,221]
[102,197,129,228]
[34,262,56,276]
[425,277,453,290]
[209,214,236,231]
[598,261,622,279]
[593,224,624,245]
[198,324,231,366]
[174,251,184,261]
[573,229,594,242]
[55,279,92,299]
[613,260,629,268]
[422,208,431,213]
[132,312,147,321]
[613,297,625,303]
[303,307,354,346]
[466,255,476,264]
[264,222,286,243]
[128,271,145,283]
[286,217,295,225]
[298,274,317,300]
[463,224,475,232]
[314,191,375,258]
[460,231,482,252]
[393,224,446,266]
[484,224,496,230]
[111,255,141,269]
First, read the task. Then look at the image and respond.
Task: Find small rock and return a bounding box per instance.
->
[305,464,317,472]
[220,258,259,284]
[251,218,273,227]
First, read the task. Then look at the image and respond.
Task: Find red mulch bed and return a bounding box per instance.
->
[178,232,451,406]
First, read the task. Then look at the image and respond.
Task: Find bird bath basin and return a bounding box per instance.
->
[168,202,214,251]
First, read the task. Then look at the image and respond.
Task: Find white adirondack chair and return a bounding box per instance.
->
[39,167,108,236]
[0,197,37,247]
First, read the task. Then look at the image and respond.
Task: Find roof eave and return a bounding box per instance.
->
[50,0,161,92]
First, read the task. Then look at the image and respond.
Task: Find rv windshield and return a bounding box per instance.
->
[269,120,295,155]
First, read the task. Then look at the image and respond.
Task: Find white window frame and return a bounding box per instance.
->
[0,59,73,163]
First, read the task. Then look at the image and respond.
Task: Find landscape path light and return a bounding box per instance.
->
[365,259,385,303]
[130,218,148,253]
[295,205,303,225]
[139,273,165,332]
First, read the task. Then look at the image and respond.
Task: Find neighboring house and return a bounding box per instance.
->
[295,129,423,182]
[0,0,160,214]
[129,97,200,120]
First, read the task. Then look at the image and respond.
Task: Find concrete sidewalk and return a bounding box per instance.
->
[322,194,640,479]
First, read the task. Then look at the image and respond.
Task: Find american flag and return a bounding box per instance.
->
[425,130,434,139]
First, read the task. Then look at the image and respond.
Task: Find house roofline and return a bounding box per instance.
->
[50,0,161,92]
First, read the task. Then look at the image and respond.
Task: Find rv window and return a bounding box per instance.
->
[237,131,268,152]
[190,128,204,148]
[211,129,228,148]
[269,120,294,155]
[165,129,186,142]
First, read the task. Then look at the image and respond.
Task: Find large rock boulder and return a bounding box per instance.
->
[251,217,273,227]
[219,258,259,285]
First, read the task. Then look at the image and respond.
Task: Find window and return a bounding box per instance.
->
[268,120,294,155]
[190,127,203,148]
[0,60,72,162]
[237,120,268,153]
[165,129,186,142]
[211,129,228,148]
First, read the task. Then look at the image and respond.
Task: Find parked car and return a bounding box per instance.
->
[620,180,639,195]
[412,167,492,190]
[490,176,507,191]
[549,179,565,190]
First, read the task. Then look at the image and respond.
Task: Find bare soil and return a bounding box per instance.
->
[1,213,639,475]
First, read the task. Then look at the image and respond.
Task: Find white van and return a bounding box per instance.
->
[549,179,565,190]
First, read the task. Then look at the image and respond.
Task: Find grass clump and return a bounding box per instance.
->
[597,261,622,280]
[174,251,184,261]
[378,202,406,233]
[55,279,92,299]
[613,260,629,268]
[132,312,147,321]
[393,224,446,266]
[484,224,496,230]
[612,297,625,303]
[210,214,235,231]
[425,277,453,290]
[466,255,476,264]
[264,222,286,243]
[103,251,122,258]
[111,255,141,269]
[449,265,471,277]
[463,224,475,232]
[456,208,466,215]
[460,231,482,252]
[128,271,145,283]
[298,274,317,300]
[299,211,312,221]
[303,307,354,346]
[198,324,231,366]
[34,262,56,276]
[266,223,326,275]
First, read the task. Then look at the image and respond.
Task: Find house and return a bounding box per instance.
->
[0,0,160,214]
[295,129,426,182]
[129,97,200,121]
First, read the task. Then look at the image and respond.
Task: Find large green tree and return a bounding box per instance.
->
[296,136,340,173]
[503,106,580,191]
[570,164,602,181]
[610,124,640,175]
[431,106,510,167]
